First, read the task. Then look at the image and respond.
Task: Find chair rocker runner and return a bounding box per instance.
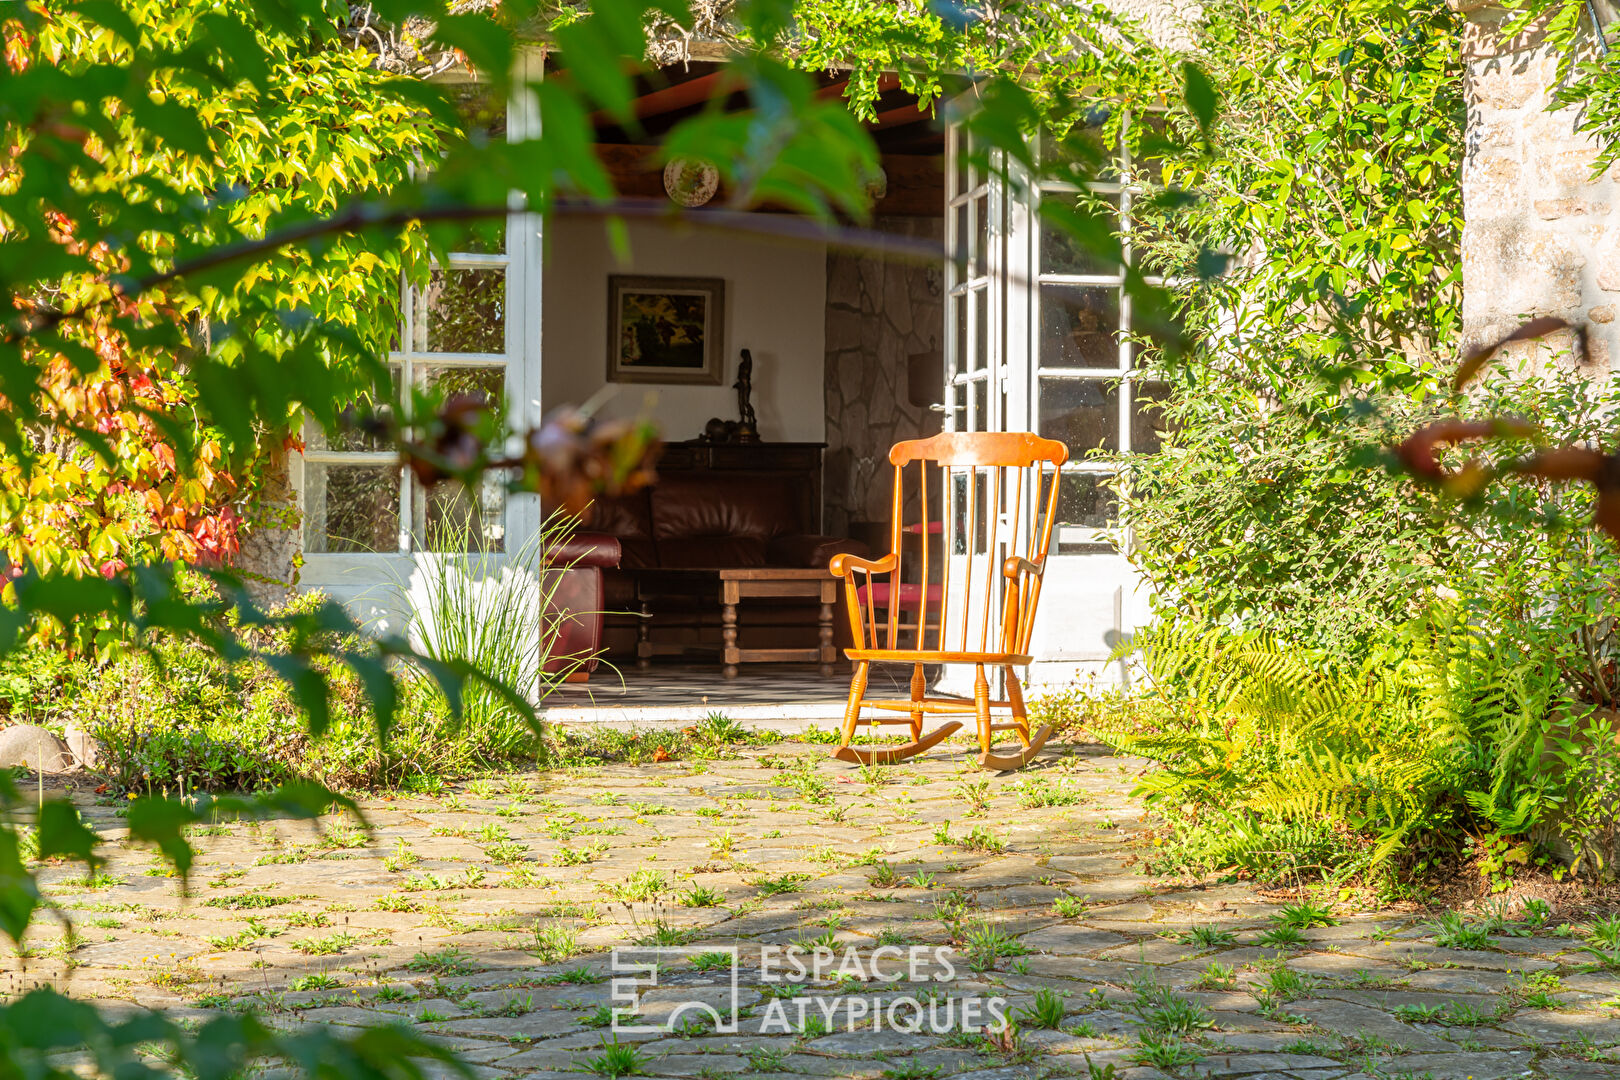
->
[828,431,1069,772]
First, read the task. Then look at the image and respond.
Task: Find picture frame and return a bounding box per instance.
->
[606,274,726,385]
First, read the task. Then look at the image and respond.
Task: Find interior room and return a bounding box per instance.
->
[537,58,947,721]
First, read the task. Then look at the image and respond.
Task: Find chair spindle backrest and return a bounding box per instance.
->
[863,432,1068,655]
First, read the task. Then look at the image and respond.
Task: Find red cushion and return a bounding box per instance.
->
[547,532,621,569]
[855,582,943,607]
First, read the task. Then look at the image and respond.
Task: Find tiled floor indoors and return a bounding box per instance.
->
[542,662,936,726]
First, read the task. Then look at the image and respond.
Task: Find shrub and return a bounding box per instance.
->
[8,589,544,794]
[1095,609,1586,884]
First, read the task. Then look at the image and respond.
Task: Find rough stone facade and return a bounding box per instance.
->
[1459,0,1619,369]
[823,217,945,542]
[1099,0,1205,52]
[235,449,301,609]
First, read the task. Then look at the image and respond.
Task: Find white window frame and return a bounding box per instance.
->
[1030,110,1182,553]
[293,50,545,597]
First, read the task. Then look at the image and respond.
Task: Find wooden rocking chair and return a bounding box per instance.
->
[828,432,1069,772]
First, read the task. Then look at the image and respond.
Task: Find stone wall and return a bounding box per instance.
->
[235,449,301,608]
[1459,0,1619,368]
[823,217,944,541]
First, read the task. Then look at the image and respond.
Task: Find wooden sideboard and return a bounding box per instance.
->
[656,440,826,531]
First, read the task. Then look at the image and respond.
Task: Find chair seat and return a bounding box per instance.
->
[845,648,1033,665]
[854,582,943,607]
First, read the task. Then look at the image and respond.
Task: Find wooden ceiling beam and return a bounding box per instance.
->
[872,99,936,128]
[588,70,726,127]
[588,143,943,216]
[591,70,916,132]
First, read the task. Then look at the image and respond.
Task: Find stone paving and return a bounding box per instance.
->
[17,739,1620,1080]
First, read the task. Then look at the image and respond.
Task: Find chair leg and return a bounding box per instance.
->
[979,665,1054,773]
[909,663,926,742]
[1004,665,1030,747]
[973,664,992,756]
[837,661,869,750]
[833,661,960,765]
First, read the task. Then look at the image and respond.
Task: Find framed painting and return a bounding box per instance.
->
[606,275,726,385]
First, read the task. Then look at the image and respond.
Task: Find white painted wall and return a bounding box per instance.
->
[541,218,828,443]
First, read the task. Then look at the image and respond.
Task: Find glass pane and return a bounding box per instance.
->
[1131,193,1200,278]
[1128,303,1188,366]
[970,379,988,432]
[1040,285,1121,369]
[1039,378,1119,456]
[974,193,989,279]
[1052,472,1118,554]
[951,469,988,554]
[453,222,506,256]
[421,365,509,432]
[954,131,969,195]
[303,464,400,554]
[1040,191,1122,276]
[1040,111,1120,181]
[953,203,969,281]
[972,288,988,371]
[412,268,506,353]
[304,367,397,452]
[1130,381,1174,455]
[417,472,508,553]
[448,81,507,142]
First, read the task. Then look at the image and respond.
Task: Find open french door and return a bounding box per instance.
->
[944,118,1154,686]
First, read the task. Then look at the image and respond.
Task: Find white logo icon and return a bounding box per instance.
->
[608,946,741,1034]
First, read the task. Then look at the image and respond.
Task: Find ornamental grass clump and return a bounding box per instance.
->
[399,508,594,759]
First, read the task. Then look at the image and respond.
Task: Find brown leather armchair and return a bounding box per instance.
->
[542,532,622,680]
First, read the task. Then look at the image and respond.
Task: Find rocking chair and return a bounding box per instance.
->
[828,432,1069,772]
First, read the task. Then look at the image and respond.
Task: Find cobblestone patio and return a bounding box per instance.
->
[19,740,1620,1080]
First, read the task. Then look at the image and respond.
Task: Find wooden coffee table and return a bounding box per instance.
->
[719,568,838,678]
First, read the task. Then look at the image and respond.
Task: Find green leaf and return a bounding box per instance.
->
[1183,60,1218,137]
[0,827,42,943]
[200,13,272,91]
[130,96,213,156]
[36,801,100,869]
[124,797,200,881]
[72,0,142,47]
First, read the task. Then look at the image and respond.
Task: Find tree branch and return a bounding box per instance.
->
[9,197,945,346]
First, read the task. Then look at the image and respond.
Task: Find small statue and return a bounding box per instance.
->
[733,349,760,443]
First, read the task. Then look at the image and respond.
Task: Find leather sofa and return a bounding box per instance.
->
[541,532,622,679]
[583,472,868,658]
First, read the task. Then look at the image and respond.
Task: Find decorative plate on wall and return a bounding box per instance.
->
[663,158,720,207]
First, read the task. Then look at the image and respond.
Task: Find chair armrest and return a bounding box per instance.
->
[829,552,899,576]
[768,534,869,568]
[1003,554,1045,580]
[546,533,622,569]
